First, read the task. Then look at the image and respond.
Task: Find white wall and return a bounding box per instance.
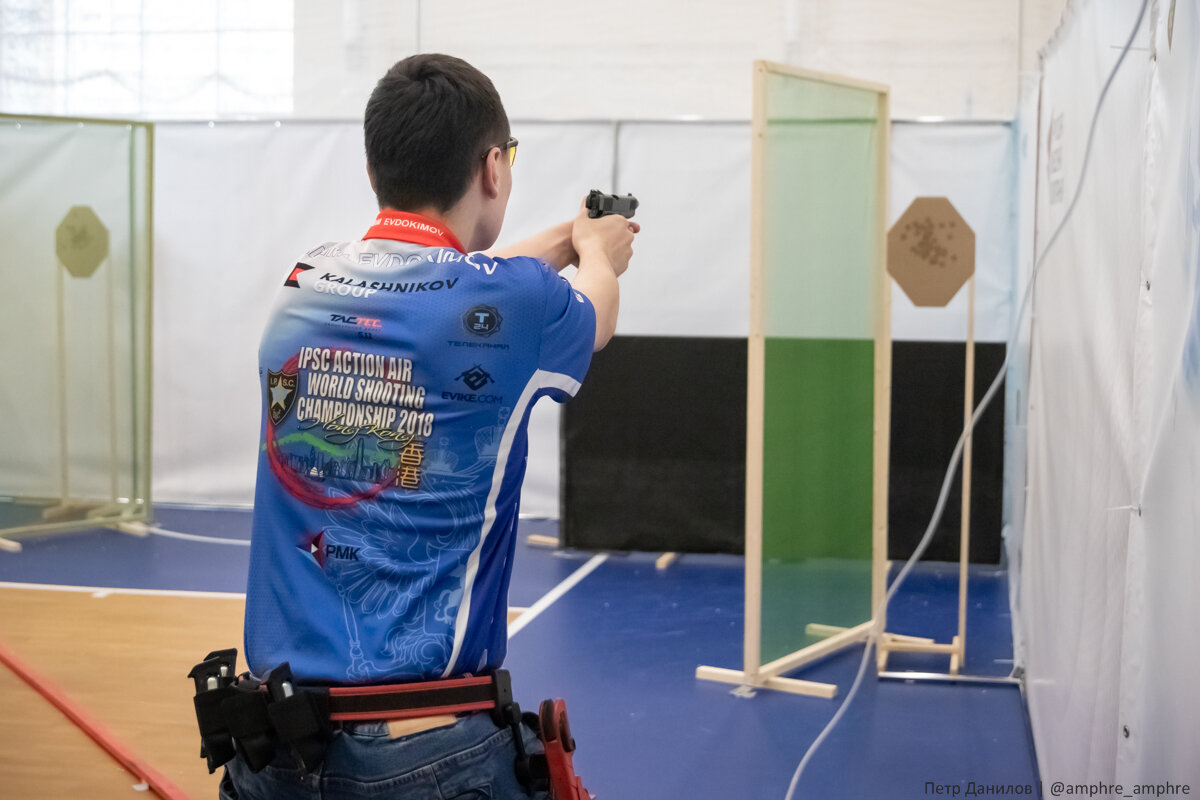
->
[290,0,1072,122]
[1,0,1077,124]
[786,1,1020,118]
[292,0,787,120]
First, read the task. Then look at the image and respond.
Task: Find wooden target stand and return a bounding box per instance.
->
[877,196,977,675]
[0,206,121,555]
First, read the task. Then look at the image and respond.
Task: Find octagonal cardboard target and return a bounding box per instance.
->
[887,197,974,307]
[56,206,110,278]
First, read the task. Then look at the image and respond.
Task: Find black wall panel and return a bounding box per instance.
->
[561,336,1005,564]
[887,341,1006,564]
[561,336,746,553]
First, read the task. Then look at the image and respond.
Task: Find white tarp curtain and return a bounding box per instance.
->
[151,121,619,514]
[152,122,377,508]
[1006,81,1042,667]
[889,122,1016,344]
[1019,0,1200,789]
[1022,0,1148,783]
[1117,0,1200,788]
[150,118,1015,511]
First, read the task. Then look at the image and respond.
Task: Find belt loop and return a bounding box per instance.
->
[492,670,514,713]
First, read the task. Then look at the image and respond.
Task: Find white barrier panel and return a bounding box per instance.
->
[1005,82,1042,668]
[612,122,751,338]
[503,123,615,516]
[152,122,378,507]
[889,122,1015,343]
[152,121,612,515]
[150,118,1017,513]
[610,120,1017,342]
[1018,0,1153,786]
[1116,0,1200,787]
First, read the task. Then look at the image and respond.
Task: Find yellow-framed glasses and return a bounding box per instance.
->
[482,136,518,167]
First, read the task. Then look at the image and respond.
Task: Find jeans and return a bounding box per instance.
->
[218,712,550,800]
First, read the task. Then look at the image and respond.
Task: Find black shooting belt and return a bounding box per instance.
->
[188,649,518,777]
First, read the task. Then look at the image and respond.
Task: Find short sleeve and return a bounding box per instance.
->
[535,260,596,396]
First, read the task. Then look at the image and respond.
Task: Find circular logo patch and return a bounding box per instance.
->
[462,305,502,337]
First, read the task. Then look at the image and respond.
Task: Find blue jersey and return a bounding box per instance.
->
[245,211,595,685]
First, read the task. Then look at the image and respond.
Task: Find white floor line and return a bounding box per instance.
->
[0,580,245,600]
[507,553,608,639]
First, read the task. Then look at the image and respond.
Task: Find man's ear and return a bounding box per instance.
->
[480,150,502,199]
[367,162,377,195]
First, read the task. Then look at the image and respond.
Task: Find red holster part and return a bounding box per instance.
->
[539,699,591,800]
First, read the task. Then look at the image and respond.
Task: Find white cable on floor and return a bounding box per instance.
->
[118,521,251,546]
[784,1,1150,796]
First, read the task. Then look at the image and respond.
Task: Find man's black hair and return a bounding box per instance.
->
[364,54,510,213]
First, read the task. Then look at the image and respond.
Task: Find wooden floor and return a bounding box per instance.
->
[0,586,530,800]
[0,587,245,800]
[0,667,144,798]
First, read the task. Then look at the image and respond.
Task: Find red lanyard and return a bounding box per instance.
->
[363,210,466,253]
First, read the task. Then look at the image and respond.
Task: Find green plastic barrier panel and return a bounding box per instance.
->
[698,63,889,697]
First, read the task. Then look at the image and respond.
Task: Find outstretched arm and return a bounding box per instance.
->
[485,220,577,271]
[571,208,639,351]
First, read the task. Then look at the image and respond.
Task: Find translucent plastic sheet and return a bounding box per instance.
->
[753,67,886,664]
[0,115,152,541]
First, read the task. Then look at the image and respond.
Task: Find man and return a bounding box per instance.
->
[223,53,637,798]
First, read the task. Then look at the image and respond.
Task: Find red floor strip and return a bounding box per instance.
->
[0,638,191,800]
